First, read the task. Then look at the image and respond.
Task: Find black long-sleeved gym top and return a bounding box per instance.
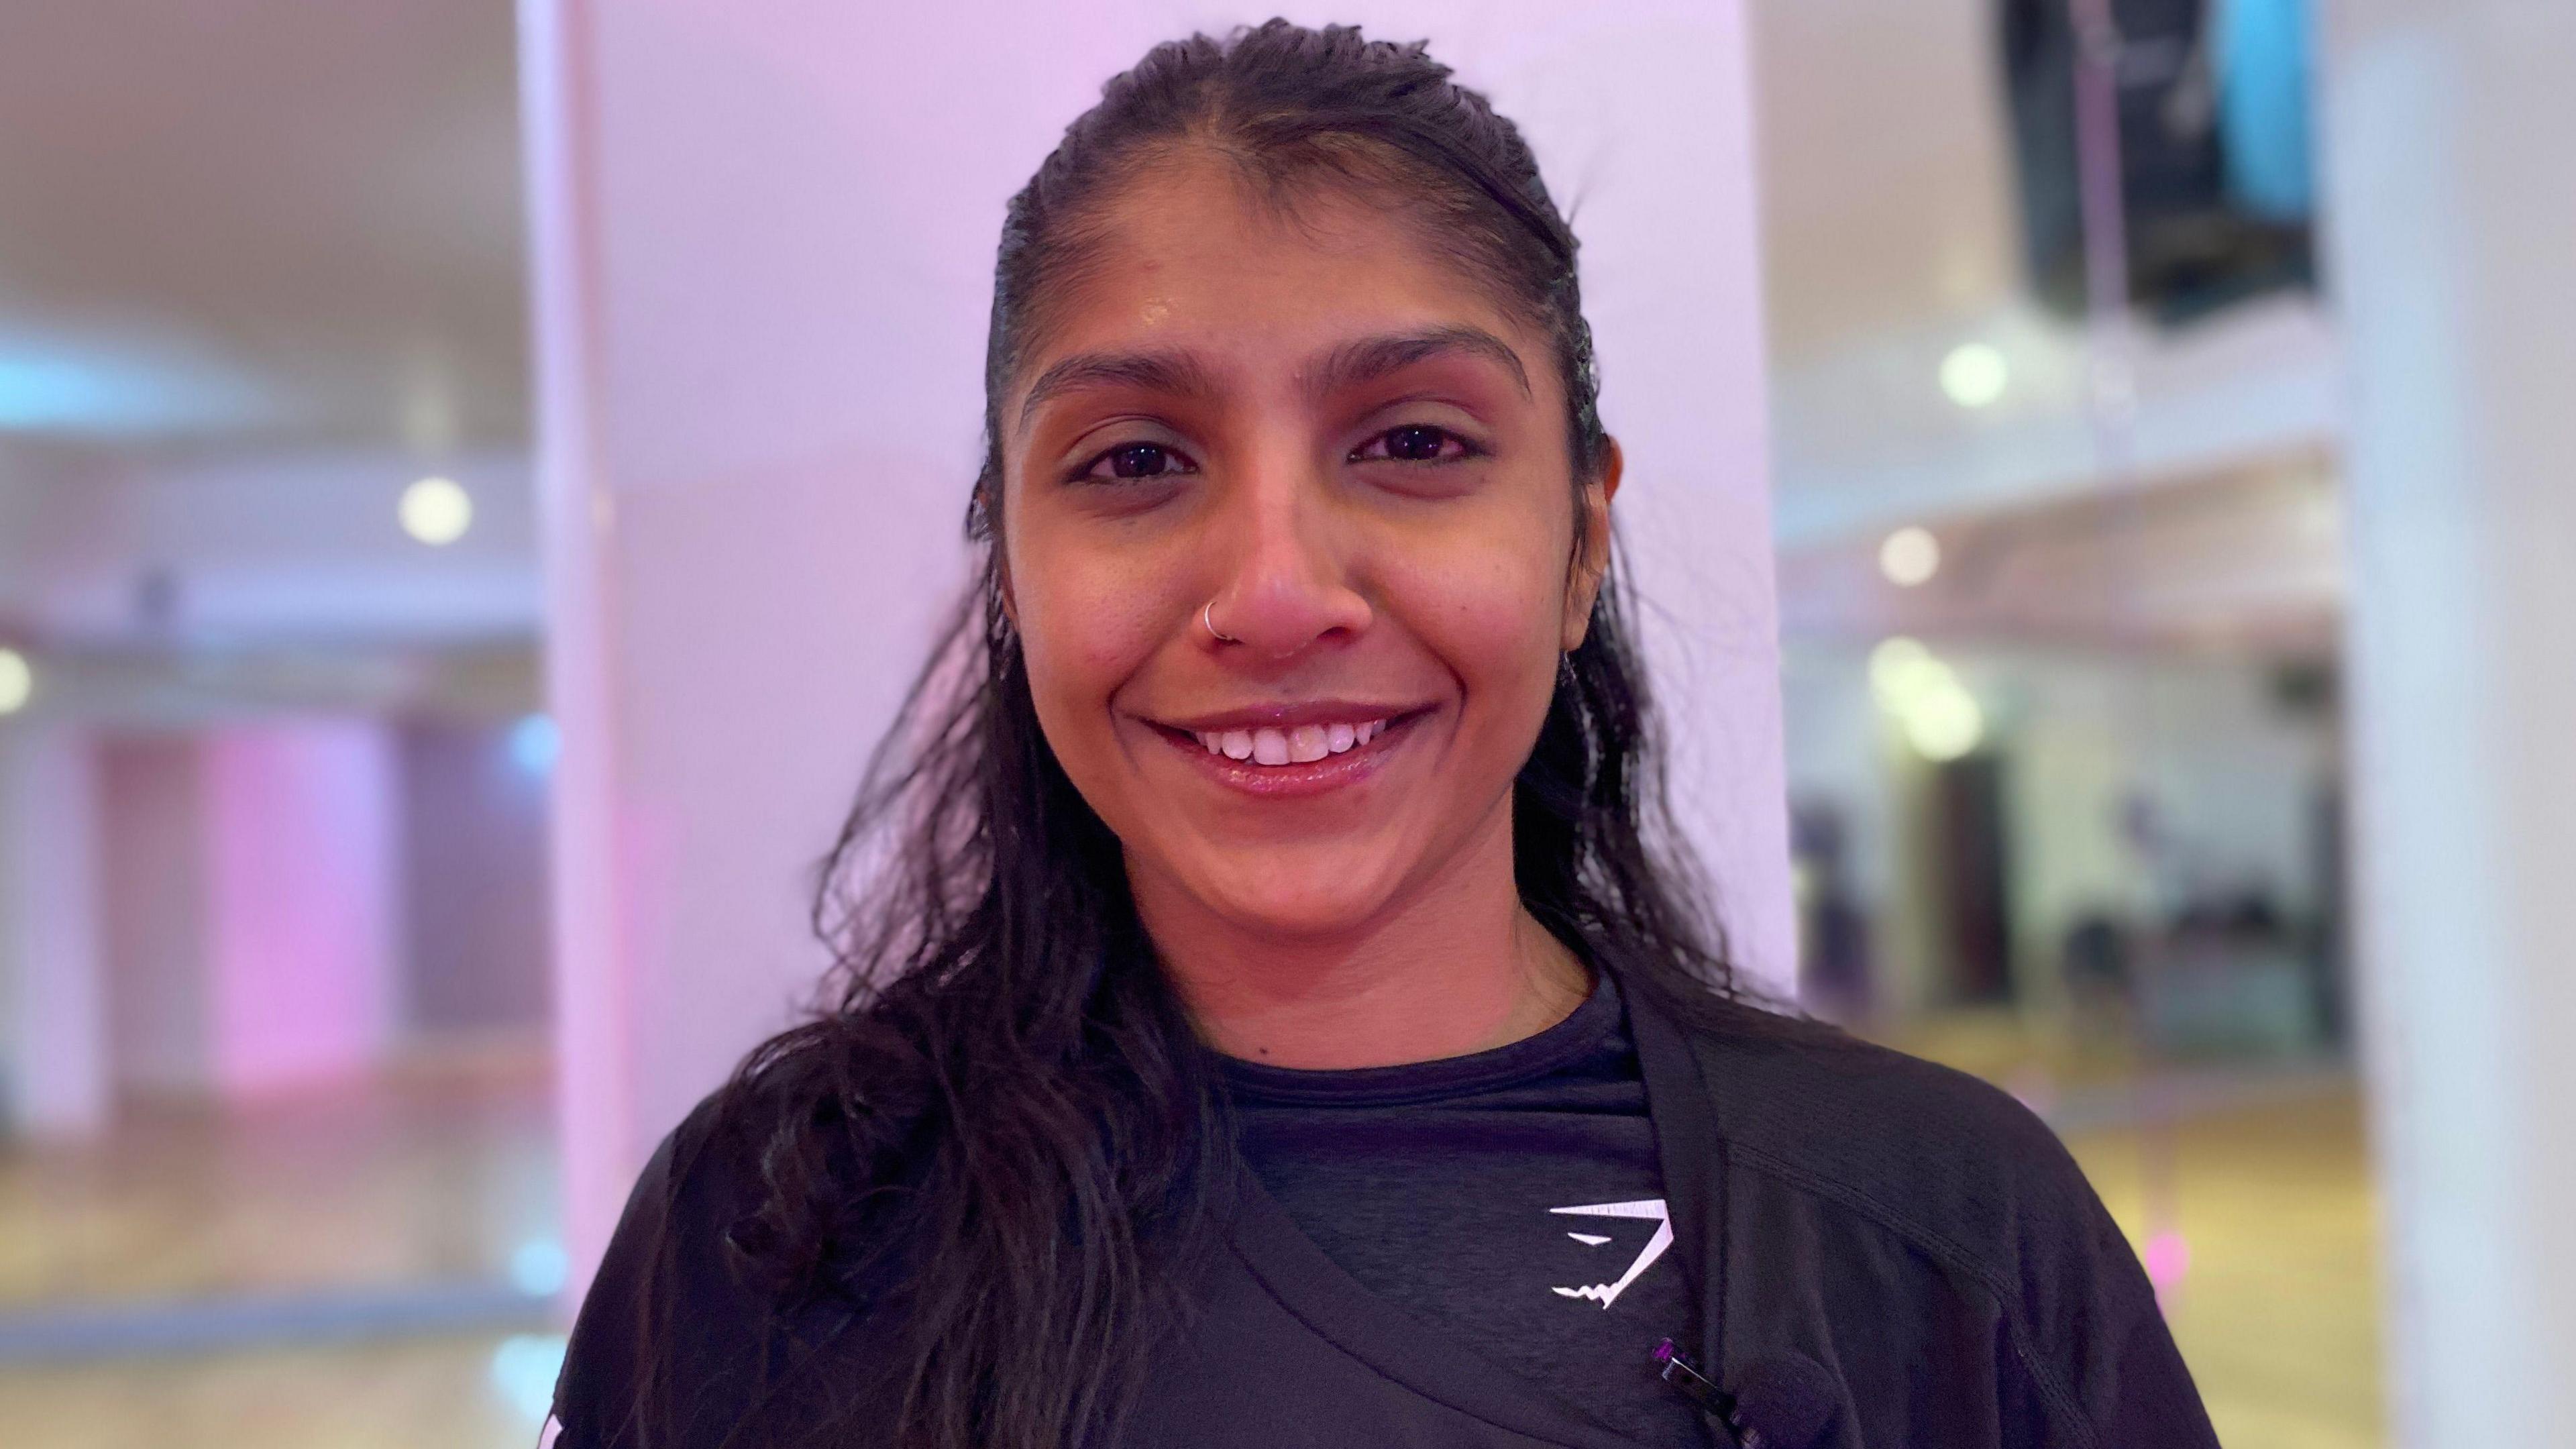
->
[550,967,2221,1447]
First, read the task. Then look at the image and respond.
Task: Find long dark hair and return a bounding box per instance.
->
[704,19,1769,1449]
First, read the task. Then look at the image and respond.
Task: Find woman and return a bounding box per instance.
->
[550,20,2219,1449]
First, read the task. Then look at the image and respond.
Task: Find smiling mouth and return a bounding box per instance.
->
[1187,718,1388,766]
[1140,705,1431,788]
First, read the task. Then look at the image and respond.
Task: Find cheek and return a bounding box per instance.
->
[1392,543,1566,720]
[1008,533,1171,748]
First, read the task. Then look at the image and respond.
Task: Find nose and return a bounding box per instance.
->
[1201,455,1372,659]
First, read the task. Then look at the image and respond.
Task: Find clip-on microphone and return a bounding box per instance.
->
[1652,1339,1839,1449]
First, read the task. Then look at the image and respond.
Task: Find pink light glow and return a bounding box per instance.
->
[2145,1229,2192,1293]
[203,722,398,1097]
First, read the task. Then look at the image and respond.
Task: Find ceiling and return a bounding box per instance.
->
[1775,450,2346,654]
[1747,0,2342,561]
[0,0,2343,684]
[1750,0,2025,365]
[0,0,525,458]
[0,0,2323,463]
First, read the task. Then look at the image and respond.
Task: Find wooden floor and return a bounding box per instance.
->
[0,1332,555,1449]
[0,1040,556,1309]
[0,1036,2383,1448]
[0,1041,563,1449]
[2067,1091,2383,1449]
[1872,1007,2387,1449]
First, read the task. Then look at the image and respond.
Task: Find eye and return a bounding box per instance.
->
[1073,441,1199,484]
[1350,424,1481,465]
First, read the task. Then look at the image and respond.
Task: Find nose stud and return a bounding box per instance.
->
[1203,600,1240,645]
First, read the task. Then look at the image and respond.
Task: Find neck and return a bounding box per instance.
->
[1135,804,1593,1069]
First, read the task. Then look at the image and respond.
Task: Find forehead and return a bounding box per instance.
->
[1010,156,1542,401]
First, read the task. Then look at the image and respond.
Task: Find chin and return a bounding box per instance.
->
[1192,857,1406,943]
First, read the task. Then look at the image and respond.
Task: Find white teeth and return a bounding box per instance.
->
[1193,717,1395,765]
[1250,727,1291,765]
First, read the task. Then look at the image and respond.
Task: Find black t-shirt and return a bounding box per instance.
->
[1224,974,1707,1446]
[551,972,2220,1447]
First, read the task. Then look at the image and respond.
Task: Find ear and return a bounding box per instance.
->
[982,481,1023,629]
[1560,436,1623,651]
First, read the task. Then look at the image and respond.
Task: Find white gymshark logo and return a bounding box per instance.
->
[1547,1198,1672,1309]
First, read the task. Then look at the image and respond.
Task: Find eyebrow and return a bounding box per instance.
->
[1014,350,1222,440]
[1311,325,1532,404]
[1012,325,1532,439]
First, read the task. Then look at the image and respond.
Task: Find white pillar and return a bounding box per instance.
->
[2322,2,2576,1442]
[1,725,111,1138]
[521,0,1792,1289]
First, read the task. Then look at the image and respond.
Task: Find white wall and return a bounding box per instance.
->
[1992,651,2330,962]
[523,0,1794,1285]
[2323,1,2576,1440]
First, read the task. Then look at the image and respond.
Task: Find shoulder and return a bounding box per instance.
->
[1689,1012,2112,1283]
[1678,1006,2214,1446]
[551,1089,780,1446]
[599,1087,772,1282]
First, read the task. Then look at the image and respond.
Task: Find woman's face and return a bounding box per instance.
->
[1000,154,1616,943]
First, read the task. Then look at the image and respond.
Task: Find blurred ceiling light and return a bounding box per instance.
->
[0,648,31,714]
[1879,526,1942,587]
[1868,636,1937,707]
[400,475,473,545]
[1868,637,1986,762]
[509,1238,570,1296]
[1902,683,1986,762]
[1939,342,2010,409]
[0,342,280,436]
[490,1334,569,1421]
[0,358,109,430]
[509,713,561,776]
